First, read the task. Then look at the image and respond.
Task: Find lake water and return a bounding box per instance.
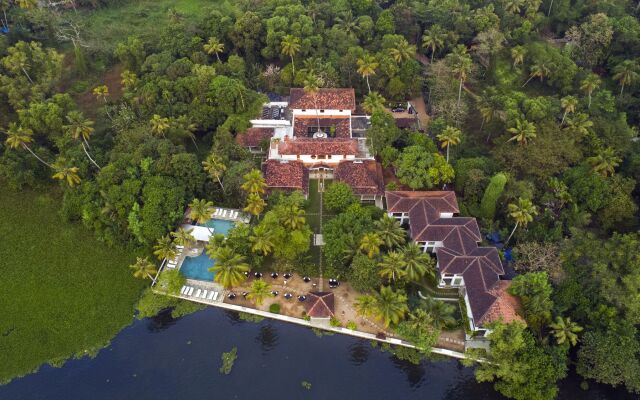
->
[0,307,634,400]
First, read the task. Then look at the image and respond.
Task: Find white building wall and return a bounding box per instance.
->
[292,109,351,117]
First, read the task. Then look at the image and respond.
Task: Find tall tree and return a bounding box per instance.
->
[549,316,582,347]
[509,272,553,338]
[559,96,577,125]
[389,37,416,63]
[357,53,378,93]
[506,198,538,244]
[420,296,456,329]
[507,119,537,145]
[378,251,407,283]
[402,243,435,282]
[149,114,170,138]
[209,246,250,288]
[362,91,385,114]
[203,36,224,62]
[63,111,101,169]
[249,224,275,256]
[422,24,446,63]
[241,169,266,195]
[612,60,638,97]
[247,279,273,306]
[511,46,526,67]
[280,204,306,230]
[51,160,81,187]
[580,74,600,109]
[303,73,323,134]
[437,126,462,162]
[360,232,384,259]
[3,123,52,168]
[129,257,158,280]
[202,153,227,191]
[522,63,549,87]
[189,198,214,227]
[280,34,301,78]
[587,147,621,177]
[451,50,472,108]
[373,286,409,328]
[244,192,266,218]
[374,215,406,249]
[153,235,178,261]
[171,227,196,247]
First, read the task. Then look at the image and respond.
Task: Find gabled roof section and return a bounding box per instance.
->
[236,127,274,148]
[263,160,309,194]
[304,291,335,318]
[289,88,356,111]
[334,160,384,196]
[278,137,358,156]
[385,191,459,214]
[477,281,525,326]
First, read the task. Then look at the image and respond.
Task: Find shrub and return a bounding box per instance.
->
[346,321,357,330]
[330,316,341,327]
[219,347,238,375]
[301,381,312,390]
[157,269,186,295]
[480,172,507,221]
[269,303,281,314]
[324,182,357,213]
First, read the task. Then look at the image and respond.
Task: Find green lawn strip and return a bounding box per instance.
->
[0,187,144,384]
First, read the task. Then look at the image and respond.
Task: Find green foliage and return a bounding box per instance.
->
[269,303,281,314]
[323,182,356,213]
[219,347,238,375]
[301,380,312,390]
[347,253,380,292]
[157,269,186,295]
[238,312,265,323]
[323,204,375,276]
[394,146,454,189]
[480,173,507,221]
[509,272,553,337]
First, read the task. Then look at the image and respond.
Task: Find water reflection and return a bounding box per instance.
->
[255,324,279,353]
[145,309,177,332]
[223,310,242,325]
[390,355,426,389]
[347,340,370,366]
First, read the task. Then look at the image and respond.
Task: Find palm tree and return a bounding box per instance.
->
[281,204,306,230]
[63,111,101,169]
[93,85,110,119]
[281,34,301,78]
[355,294,377,317]
[580,74,600,109]
[335,11,359,37]
[612,60,638,97]
[374,215,406,249]
[511,46,526,67]
[564,112,593,137]
[522,63,550,87]
[506,198,538,244]
[303,73,323,134]
[153,235,178,261]
[389,38,416,63]
[422,24,446,63]
[451,51,472,108]
[150,114,170,138]
[250,224,275,256]
[16,0,38,9]
[437,126,462,162]
[373,286,408,328]
[52,161,81,187]
[244,193,266,218]
[560,95,578,125]
[378,251,407,283]
[587,147,621,177]
[202,153,227,191]
[120,70,137,89]
[402,243,435,282]
[189,198,214,228]
[129,257,158,280]
[171,227,196,248]
[504,0,524,14]
[360,232,383,259]
[209,246,250,288]
[362,91,385,114]
[4,123,53,168]
[247,279,273,306]
[420,296,456,329]
[549,316,583,347]
[241,169,266,195]
[507,119,536,145]
[203,36,224,62]
[356,53,378,93]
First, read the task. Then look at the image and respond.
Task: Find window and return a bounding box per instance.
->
[320,109,325,113]
[301,109,306,112]
[317,155,327,160]
[452,277,463,286]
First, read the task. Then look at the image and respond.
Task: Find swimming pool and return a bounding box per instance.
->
[203,218,235,236]
[180,252,216,281]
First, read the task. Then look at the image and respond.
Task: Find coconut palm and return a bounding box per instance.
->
[92,85,109,104]
[4,123,53,168]
[437,126,462,162]
[373,286,409,328]
[402,243,435,282]
[378,251,407,283]
[241,169,267,195]
[244,192,266,218]
[506,198,538,244]
[16,0,37,9]
[613,60,639,97]
[587,147,621,177]
[356,53,378,93]
[63,111,101,169]
[281,204,306,230]
[189,198,214,228]
[52,161,81,187]
[389,38,416,63]
[355,294,377,317]
[171,227,196,247]
[504,0,524,14]
[564,112,593,138]
[335,11,359,37]
[511,45,526,67]
[203,36,224,62]
[451,50,472,108]
[549,316,583,347]
[150,114,170,138]
[303,73,323,134]
[421,24,446,63]
[560,95,578,125]
[580,73,600,109]
[420,296,457,329]
[374,215,406,249]
[507,118,537,145]
[202,153,227,191]
[522,63,550,87]
[360,232,384,259]
[362,91,385,114]
[247,279,273,306]
[129,257,158,280]
[249,224,276,256]
[153,235,178,261]
[209,246,250,288]
[120,70,137,89]
[281,34,301,78]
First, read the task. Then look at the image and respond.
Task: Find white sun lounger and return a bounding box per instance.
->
[195,289,201,297]
[220,209,226,218]
[207,291,215,300]
[212,292,219,301]
[230,211,237,219]
[215,208,221,216]
[187,287,194,296]
[176,245,184,250]
[202,290,208,299]
[181,286,188,294]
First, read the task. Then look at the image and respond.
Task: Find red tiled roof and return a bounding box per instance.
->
[478,281,524,326]
[334,161,384,196]
[385,191,459,214]
[289,88,356,111]
[304,291,335,318]
[278,137,358,156]
[263,160,309,194]
[236,127,274,148]
[293,116,351,138]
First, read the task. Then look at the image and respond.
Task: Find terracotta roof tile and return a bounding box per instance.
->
[278,137,358,156]
[289,88,356,111]
[293,116,351,138]
[385,191,459,214]
[236,127,274,148]
[334,161,384,196]
[304,291,335,318]
[478,281,525,326]
[263,160,309,194]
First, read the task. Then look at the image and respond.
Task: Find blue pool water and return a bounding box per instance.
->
[180,252,216,281]
[203,218,235,236]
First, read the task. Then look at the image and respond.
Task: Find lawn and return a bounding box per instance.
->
[0,187,144,384]
[81,0,237,48]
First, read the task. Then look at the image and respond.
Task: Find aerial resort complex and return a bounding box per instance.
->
[152,88,521,355]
